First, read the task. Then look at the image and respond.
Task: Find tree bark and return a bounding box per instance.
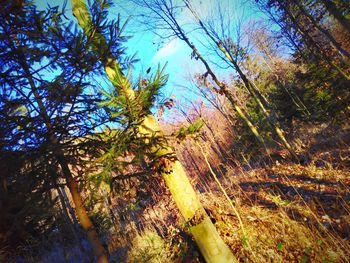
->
[72,1,237,261]
[320,0,350,34]
[139,116,237,263]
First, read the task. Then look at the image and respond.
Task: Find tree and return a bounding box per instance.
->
[249,25,311,119]
[0,1,108,261]
[131,0,269,152]
[290,0,350,60]
[255,0,350,80]
[72,0,237,262]
[183,0,299,160]
[255,0,350,120]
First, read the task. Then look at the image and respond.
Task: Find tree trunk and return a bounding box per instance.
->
[59,186,80,227]
[58,155,109,263]
[13,35,108,262]
[321,0,350,34]
[292,0,350,60]
[72,1,237,261]
[139,116,237,263]
[56,185,80,241]
[182,31,268,149]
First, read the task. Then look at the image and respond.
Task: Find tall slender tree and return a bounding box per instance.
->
[72,0,237,262]
[183,0,299,160]
[132,0,268,151]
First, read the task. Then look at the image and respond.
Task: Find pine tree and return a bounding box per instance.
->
[0,1,109,261]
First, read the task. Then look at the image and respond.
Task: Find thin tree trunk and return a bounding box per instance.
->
[142,0,267,149]
[292,0,350,60]
[277,0,350,81]
[13,39,108,262]
[59,186,80,227]
[320,0,350,34]
[139,116,237,263]
[56,185,82,249]
[66,172,108,263]
[182,29,267,149]
[72,1,237,261]
[184,2,298,161]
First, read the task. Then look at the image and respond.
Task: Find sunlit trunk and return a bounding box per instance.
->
[139,116,237,263]
[219,39,298,161]
[181,33,268,150]
[72,1,237,261]
[58,155,109,263]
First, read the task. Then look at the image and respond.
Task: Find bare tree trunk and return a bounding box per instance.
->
[184,2,298,161]
[59,186,80,227]
[181,27,267,150]
[139,116,237,263]
[320,0,350,34]
[56,153,109,263]
[292,0,350,60]
[72,1,237,262]
[56,185,83,250]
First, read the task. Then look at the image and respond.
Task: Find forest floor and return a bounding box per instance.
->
[107,122,350,263]
[30,122,350,263]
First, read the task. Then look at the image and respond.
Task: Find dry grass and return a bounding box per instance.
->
[103,111,350,262]
[198,163,350,262]
[106,160,350,262]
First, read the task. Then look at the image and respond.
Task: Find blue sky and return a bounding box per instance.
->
[35,0,261,117]
[36,0,204,98]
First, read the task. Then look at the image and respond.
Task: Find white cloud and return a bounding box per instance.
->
[151,38,182,63]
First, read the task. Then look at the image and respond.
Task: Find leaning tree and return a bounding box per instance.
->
[72,0,237,262]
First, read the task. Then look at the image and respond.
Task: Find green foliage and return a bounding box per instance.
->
[72,1,173,234]
[175,118,205,142]
[277,243,284,251]
[128,227,201,263]
[294,62,350,122]
[99,64,168,125]
[89,64,170,186]
[0,0,119,256]
[89,208,113,234]
[300,247,312,263]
